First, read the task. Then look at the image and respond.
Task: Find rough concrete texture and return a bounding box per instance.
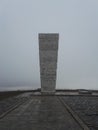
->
[39,34,59,94]
[0,96,83,130]
[61,95,98,130]
[1,92,98,129]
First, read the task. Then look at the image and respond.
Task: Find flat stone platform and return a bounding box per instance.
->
[0,95,84,130]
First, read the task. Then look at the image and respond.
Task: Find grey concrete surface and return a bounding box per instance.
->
[0,96,83,130]
[39,34,59,94]
[0,92,32,117]
[61,96,98,130]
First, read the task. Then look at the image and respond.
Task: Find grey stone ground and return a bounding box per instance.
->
[0,92,32,116]
[61,96,98,130]
[0,93,98,130]
[0,95,83,130]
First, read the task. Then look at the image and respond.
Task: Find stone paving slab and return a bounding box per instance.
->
[0,92,32,117]
[61,96,98,130]
[0,96,83,130]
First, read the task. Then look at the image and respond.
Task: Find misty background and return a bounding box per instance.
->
[0,0,98,91]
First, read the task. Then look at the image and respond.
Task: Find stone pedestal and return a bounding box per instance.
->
[39,34,59,94]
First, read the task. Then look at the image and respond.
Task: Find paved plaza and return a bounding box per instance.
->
[0,92,98,130]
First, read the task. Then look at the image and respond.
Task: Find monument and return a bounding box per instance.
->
[39,33,59,94]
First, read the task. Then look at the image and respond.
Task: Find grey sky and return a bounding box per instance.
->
[0,0,98,91]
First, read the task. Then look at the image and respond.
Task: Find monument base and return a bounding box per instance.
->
[41,91,55,96]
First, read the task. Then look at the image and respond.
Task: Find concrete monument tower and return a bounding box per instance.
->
[39,33,59,94]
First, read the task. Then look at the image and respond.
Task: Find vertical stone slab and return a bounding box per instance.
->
[39,33,59,94]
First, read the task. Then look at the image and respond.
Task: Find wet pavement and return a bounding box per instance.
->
[0,95,83,130]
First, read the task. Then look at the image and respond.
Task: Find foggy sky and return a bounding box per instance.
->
[0,0,98,91]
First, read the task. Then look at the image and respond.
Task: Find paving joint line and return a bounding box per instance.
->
[0,98,31,120]
[58,96,90,130]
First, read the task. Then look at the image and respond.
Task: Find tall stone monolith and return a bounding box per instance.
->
[39,33,59,94]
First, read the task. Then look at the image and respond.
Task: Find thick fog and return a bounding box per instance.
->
[0,0,98,91]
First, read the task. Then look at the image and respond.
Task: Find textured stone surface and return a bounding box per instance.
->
[1,92,98,130]
[39,34,59,94]
[0,93,32,116]
[0,96,83,130]
[61,96,98,130]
